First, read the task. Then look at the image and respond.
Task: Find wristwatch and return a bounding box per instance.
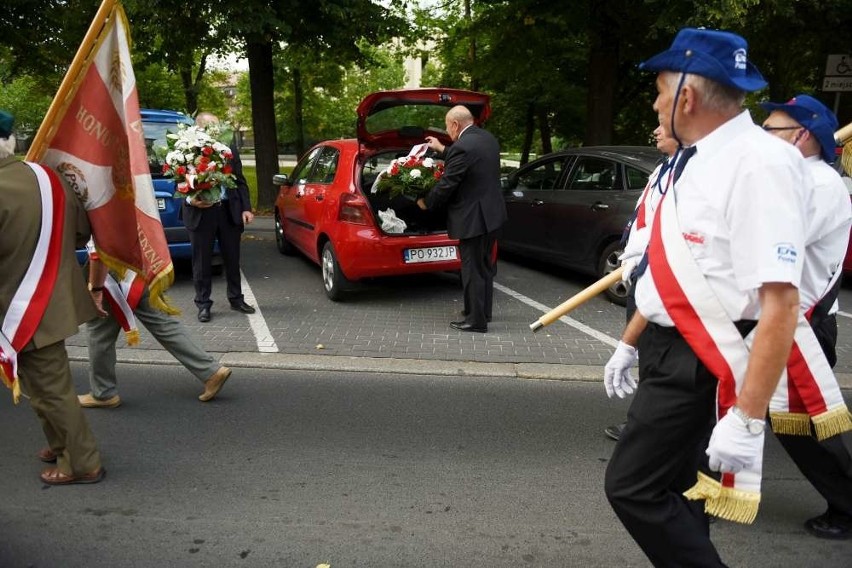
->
[87,282,104,292]
[729,405,766,435]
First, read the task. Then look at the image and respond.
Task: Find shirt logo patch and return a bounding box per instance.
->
[733,49,747,70]
[775,242,798,264]
[682,232,705,245]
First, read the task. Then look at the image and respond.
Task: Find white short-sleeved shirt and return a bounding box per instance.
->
[621,158,674,262]
[635,111,808,326]
[798,156,851,312]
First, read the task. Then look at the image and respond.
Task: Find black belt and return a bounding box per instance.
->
[648,319,757,339]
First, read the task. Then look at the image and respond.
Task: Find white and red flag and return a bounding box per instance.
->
[26,0,175,314]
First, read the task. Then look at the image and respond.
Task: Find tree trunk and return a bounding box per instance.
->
[179,68,198,116]
[520,102,535,166]
[464,0,478,91]
[538,106,552,155]
[584,3,619,145]
[246,40,279,210]
[293,67,305,157]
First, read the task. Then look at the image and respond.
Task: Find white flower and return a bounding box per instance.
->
[409,169,422,179]
[397,157,408,164]
[422,157,434,168]
[165,150,185,165]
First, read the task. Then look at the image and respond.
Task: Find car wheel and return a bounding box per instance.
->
[321,241,350,301]
[598,241,630,306]
[274,210,296,255]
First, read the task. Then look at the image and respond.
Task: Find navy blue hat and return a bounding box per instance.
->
[760,94,838,163]
[640,28,767,92]
[0,110,13,139]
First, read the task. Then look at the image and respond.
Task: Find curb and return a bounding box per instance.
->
[64,346,852,389]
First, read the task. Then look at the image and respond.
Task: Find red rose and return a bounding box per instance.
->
[223,164,233,175]
[202,146,213,156]
[176,182,189,194]
[224,151,233,160]
[162,164,170,174]
[176,165,186,175]
[197,162,208,173]
[390,163,400,175]
[433,170,442,179]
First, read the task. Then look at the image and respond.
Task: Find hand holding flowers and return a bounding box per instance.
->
[159,123,237,204]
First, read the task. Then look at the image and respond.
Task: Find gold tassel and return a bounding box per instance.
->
[769,411,811,436]
[125,328,140,346]
[147,264,180,316]
[812,406,852,441]
[683,472,761,525]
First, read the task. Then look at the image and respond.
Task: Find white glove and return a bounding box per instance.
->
[604,341,638,399]
[706,412,765,474]
[620,258,638,284]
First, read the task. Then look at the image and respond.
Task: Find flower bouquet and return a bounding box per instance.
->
[159,123,237,203]
[374,148,444,201]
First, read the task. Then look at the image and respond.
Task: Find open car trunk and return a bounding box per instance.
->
[359,149,449,236]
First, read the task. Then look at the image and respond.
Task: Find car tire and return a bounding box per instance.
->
[598,241,630,306]
[321,241,350,301]
[274,210,297,255]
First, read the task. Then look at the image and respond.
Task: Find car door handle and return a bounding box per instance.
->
[532,199,545,206]
[591,202,609,210]
[315,194,324,202]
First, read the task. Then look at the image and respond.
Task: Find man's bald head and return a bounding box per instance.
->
[195,112,219,127]
[444,105,474,141]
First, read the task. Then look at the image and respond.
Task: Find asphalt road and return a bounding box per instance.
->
[0,363,849,567]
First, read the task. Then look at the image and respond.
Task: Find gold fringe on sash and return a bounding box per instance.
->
[0,367,22,404]
[124,328,140,346]
[683,472,760,525]
[812,405,852,441]
[768,411,811,436]
[96,249,180,317]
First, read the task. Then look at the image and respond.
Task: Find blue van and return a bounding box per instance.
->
[76,108,220,267]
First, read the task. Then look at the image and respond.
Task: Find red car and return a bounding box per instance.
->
[273,88,491,300]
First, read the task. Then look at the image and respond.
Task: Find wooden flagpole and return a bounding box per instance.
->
[26,0,118,162]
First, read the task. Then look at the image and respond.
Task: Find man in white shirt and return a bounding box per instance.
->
[759,94,852,540]
[602,28,808,566]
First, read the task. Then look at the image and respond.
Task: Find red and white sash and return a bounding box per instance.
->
[88,243,144,346]
[647,186,760,524]
[767,271,852,440]
[0,163,66,402]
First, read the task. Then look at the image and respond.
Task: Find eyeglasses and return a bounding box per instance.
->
[762,125,801,132]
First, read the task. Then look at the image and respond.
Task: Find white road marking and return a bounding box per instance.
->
[240,270,279,353]
[838,311,852,320]
[493,282,619,348]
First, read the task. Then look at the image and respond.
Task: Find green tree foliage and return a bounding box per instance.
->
[0,75,54,138]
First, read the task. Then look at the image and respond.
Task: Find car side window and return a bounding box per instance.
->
[309,147,340,184]
[515,158,566,190]
[566,157,616,191]
[291,147,322,184]
[625,166,650,190]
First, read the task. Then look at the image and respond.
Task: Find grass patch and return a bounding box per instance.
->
[242,165,293,215]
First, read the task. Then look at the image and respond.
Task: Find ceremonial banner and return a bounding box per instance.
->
[26,0,176,313]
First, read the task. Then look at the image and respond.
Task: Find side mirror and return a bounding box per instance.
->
[273,173,291,187]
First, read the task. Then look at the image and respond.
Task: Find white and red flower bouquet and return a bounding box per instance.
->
[374,144,444,200]
[160,123,237,203]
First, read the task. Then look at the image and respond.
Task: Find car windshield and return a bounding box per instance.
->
[364,105,448,137]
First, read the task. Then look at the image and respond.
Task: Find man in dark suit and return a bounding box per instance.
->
[182,112,255,322]
[0,109,104,485]
[417,105,507,333]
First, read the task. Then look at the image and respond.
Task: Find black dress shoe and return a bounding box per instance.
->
[450,321,487,333]
[804,510,852,540]
[603,421,626,441]
[230,300,256,314]
[197,307,211,322]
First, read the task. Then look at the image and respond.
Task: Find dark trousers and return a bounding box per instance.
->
[459,231,498,327]
[775,313,852,518]
[605,323,726,568]
[187,203,244,309]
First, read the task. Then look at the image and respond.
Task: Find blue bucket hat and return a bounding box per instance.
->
[639,28,767,92]
[759,95,839,163]
[0,110,13,139]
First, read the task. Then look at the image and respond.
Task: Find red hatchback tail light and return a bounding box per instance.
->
[338,193,371,225]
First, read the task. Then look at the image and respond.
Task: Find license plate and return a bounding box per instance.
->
[157,198,166,211]
[403,245,458,264]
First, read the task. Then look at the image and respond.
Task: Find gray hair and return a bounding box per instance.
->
[667,72,746,113]
[0,135,16,160]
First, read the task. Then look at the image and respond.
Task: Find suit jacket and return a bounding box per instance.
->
[0,156,97,349]
[424,125,507,240]
[181,142,252,232]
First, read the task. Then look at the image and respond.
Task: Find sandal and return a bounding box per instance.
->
[40,467,106,485]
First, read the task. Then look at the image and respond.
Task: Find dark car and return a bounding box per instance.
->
[500,146,663,304]
[77,109,220,266]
